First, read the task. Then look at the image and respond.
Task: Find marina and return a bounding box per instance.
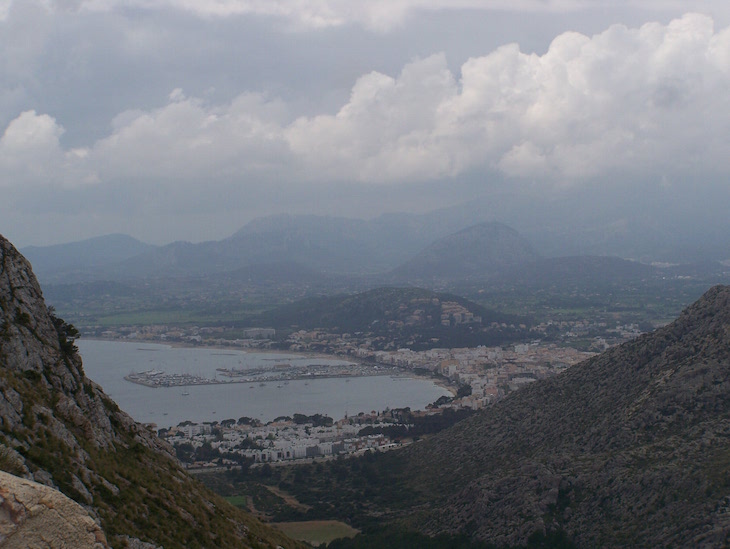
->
[124,361,401,387]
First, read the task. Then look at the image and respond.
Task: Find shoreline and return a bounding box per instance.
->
[80,336,357,363]
[431,376,459,396]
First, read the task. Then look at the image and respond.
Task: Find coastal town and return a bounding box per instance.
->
[162,413,408,469]
[81,317,648,467]
[88,322,615,468]
[155,340,595,468]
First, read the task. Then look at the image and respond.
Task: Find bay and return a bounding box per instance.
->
[77,339,450,429]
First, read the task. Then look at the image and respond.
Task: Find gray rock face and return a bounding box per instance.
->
[1,236,117,450]
[0,234,172,465]
[0,237,62,376]
[0,470,109,548]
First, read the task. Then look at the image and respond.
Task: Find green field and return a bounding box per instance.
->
[224,495,250,507]
[272,520,359,545]
[94,308,263,327]
[94,310,203,326]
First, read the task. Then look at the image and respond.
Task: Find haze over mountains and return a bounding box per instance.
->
[388,223,538,283]
[20,207,730,339]
[21,205,730,289]
[22,218,541,291]
[21,234,155,283]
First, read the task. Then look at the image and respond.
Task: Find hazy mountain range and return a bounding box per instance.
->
[387,223,538,283]
[21,204,730,288]
[22,217,542,287]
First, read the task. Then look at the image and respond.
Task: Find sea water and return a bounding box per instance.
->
[77,340,450,429]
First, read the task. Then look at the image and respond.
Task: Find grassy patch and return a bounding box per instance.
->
[93,308,262,327]
[96,310,200,326]
[224,495,250,508]
[272,520,359,546]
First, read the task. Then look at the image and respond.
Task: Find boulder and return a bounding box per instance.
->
[0,470,109,548]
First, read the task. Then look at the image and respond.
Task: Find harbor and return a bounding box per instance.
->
[124,360,403,388]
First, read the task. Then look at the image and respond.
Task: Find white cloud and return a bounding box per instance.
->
[286,13,730,183]
[1,13,729,195]
[0,110,94,186]
[286,54,460,181]
[92,92,291,181]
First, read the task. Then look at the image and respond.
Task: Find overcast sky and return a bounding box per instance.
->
[1,0,730,247]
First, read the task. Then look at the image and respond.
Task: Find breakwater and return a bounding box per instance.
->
[124,361,401,388]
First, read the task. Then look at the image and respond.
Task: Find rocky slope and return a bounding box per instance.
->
[0,235,302,548]
[387,285,730,546]
[0,470,109,548]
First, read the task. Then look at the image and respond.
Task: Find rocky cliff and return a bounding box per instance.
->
[0,234,302,548]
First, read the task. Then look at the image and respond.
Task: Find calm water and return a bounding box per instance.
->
[77,340,450,429]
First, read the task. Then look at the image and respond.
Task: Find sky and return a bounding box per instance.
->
[1,0,730,247]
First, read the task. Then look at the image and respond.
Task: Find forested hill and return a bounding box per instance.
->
[254,287,531,350]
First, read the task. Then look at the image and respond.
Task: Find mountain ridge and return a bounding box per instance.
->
[298,285,730,548]
[21,234,154,283]
[21,213,506,283]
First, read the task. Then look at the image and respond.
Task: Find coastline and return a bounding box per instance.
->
[78,338,453,428]
[430,376,458,396]
[81,336,356,362]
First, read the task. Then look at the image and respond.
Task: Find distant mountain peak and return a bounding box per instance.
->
[20,233,155,284]
[390,221,538,281]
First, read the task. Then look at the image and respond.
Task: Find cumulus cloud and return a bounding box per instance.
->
[286,54,460,181]
[0,110,94,187]
[92,92,291,182]
[1,13,729,193]
[287,13,730,183]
